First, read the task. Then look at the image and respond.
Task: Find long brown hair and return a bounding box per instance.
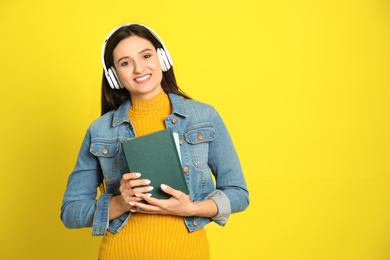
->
[101,24,190,115]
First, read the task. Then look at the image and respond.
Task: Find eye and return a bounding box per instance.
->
[121,61,131,66]
[143,54,151,59]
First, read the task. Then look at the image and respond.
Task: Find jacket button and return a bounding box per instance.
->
[198,131,204,140]
[193,220,198,226]
[172,118,177,124]
[102,145,108,154]
[183,167,189,173]
[179,139,183,144]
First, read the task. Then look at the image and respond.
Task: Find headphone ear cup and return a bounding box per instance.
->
[107,67,122,89]
[157,48,170,72]
[111,67,122,89]
[157,48,166,71]
[105,69,115,89]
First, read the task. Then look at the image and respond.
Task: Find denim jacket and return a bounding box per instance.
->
[61,93,249,236]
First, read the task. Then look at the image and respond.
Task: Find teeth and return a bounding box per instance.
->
[135,74,151,81]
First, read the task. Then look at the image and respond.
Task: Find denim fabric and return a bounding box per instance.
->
[61,94,249,236]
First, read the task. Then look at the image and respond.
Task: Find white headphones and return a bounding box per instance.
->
[101,23,173,90]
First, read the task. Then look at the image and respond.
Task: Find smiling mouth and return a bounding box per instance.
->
[134,74,151,82]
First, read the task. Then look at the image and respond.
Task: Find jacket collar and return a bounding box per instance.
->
[169,93,188,118]
[112,93,188,127]
[112,100,131,127]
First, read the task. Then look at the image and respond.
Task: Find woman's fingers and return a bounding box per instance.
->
[128,179,151,189]
[131,185,154,195]
[121,172,141,181]
[121,173,152,188]
[120,182,152,197]
[160,184,186,199]
[130,195,162,212]
[119,173,153,198]
[129,185,195,216]
[117,173,156,212]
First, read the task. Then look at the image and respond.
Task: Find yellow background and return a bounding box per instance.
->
[1,0,389,259]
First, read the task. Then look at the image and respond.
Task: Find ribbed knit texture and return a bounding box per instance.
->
[98,90,210,260]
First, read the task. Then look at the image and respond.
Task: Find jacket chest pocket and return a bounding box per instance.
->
[184,126,216,167]
[90,140,127,184]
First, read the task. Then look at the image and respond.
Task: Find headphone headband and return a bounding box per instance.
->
[101,23,173,89]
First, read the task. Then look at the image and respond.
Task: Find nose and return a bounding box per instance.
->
[133,60,145,74]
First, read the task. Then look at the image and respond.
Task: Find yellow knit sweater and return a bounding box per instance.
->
[98,90,210,260]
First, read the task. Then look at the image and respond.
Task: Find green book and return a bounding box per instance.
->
[121,129,189,201]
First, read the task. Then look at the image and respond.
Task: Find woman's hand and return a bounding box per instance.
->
[109,172,153,220]
[129,184,218,218]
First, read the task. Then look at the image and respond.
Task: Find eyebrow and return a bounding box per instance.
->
[116,48,154,64]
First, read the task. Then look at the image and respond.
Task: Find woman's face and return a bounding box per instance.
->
[113,35,163,100]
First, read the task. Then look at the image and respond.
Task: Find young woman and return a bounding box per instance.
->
[61,23,249,260]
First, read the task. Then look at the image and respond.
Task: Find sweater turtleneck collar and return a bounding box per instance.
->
[129,89,171,114]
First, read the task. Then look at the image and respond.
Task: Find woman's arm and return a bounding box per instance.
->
[207,109,249,215]
[61,126,120,236]
[61,127,106,231]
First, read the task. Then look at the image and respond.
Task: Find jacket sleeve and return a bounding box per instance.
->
[207,108,249,225]
[60,126,112,236]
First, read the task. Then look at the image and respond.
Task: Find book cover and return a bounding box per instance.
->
[121,129,189,200]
